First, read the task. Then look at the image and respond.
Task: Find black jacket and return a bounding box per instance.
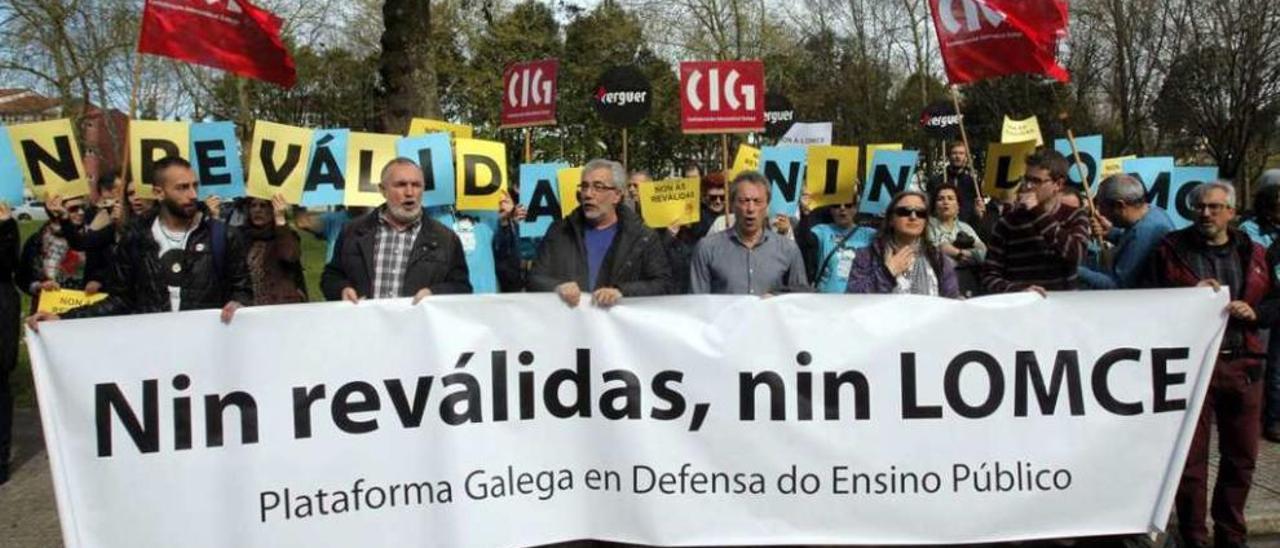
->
[528,206,671,296]
[321,208,472,300]
[62,206,253,318]
[18,221,110,298]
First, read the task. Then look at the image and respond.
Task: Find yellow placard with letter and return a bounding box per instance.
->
[1002,116,1044,147]
[6,119,88,200]
[454,138,508,211]
[344,132,400,207]
[1101,156,1137,178]
[638,178,701,228]
[247,121,313,203]
[37,289,107,314]
[730,145,760,180]
[556,167,582,216]
[406,118,474,140]
[804,145,860,209]
[864,143,903,181]
[130,120,190,199]
[983,140,1039,201]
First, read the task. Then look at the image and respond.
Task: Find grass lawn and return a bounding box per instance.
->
[10,220,330,408]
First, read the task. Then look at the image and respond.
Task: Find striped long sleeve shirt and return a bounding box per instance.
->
[981,203,1091,293]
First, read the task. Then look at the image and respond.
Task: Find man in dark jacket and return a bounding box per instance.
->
[28,157,252,327]
[926,142,983,226]
[0,203,19,484]
[1144,181,1275,548]
[321,158,471,303]
[528,158,671,307]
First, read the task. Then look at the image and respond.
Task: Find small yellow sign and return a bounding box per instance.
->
[638,178,701,228]
[38,289,108,314]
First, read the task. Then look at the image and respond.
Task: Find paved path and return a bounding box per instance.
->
[8,408,1280,547]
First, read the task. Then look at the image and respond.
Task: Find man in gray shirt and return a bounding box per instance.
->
[690,171,808,295]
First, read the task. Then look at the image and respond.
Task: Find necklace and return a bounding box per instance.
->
[158,220,193,245]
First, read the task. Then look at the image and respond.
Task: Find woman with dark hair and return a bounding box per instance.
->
[845,191,959,298]
[927,183,986,296]
[237,194,306,305]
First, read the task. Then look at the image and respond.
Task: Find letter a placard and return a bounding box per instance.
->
[679,60,765,134]
[501,59,559,129]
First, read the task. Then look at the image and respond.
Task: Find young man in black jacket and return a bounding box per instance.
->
[28,157,253,327]
[528,158,671,306]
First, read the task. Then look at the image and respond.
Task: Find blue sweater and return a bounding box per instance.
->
[1078,206,1174,289]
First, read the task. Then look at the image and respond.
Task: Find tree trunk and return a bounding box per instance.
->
[380,0,441,134]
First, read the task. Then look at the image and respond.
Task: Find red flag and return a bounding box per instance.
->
[929,0,1069,85]
[138,0,296,88]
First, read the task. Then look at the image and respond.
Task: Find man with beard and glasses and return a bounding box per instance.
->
[26,156,252,328]
[528,158,671,307]
[1144,181,1276,548]
[321,158,471,304]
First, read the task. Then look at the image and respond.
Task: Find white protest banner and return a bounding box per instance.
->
[778,122,832,146]
[30,290,1224,547]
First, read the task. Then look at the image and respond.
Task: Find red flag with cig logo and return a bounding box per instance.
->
[929,0,1070,85]
[138,0,296,88]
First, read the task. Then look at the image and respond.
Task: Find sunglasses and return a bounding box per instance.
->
[834,202,858,210]
[893,207,928,219]
[706,195,726,202]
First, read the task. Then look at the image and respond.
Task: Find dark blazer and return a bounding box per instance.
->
[321,208,472,300]
[527,206,671,296]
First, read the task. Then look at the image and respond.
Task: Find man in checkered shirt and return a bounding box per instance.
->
[321,158,471,302]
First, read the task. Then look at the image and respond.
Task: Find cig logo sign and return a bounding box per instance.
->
[684,68,757,112]
[507,66,553,108]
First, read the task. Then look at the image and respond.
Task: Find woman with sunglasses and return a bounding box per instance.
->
[927,183,986,296]
[845,191,959,298]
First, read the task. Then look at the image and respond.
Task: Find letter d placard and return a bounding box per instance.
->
[455,138,509,211]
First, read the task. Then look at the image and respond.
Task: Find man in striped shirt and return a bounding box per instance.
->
[981,149,1091,294]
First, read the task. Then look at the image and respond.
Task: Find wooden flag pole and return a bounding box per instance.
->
[523,128,533,163]
[720,134,729,172]
[949,86,985,205]
[1058,113,1099,213]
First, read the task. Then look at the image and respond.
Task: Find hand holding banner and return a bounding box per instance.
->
[638,178,701,228]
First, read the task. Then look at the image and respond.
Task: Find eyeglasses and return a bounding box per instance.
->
[1192,202,1230,213]
[1022,174,1056,188]
[578,181,617,194]
[893,207,928,219]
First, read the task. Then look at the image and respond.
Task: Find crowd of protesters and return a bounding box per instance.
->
[5,145,1280,547]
